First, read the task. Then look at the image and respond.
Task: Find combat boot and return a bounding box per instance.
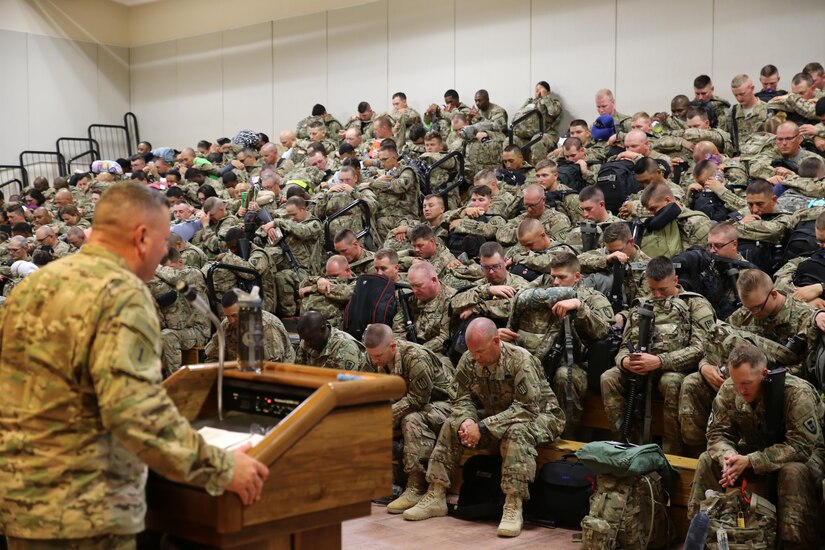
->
[402,482,447,521]
[387,471,425,514]
[496,494,523,537]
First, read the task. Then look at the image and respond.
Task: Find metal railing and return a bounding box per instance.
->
[508,109,545,160]
[56,137,100,174]
[0,165,28,196]
[20,151,67,184]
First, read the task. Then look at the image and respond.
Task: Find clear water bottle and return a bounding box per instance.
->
[236,286,264,373]
[717,527,729,550]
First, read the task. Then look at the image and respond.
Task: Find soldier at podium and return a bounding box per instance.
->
[0,183,269,549]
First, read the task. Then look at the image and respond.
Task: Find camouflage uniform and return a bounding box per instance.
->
[496,208,572,248]
[733,211,795,244]
[688,374,825,547]
[748,146,821,181]
[505,286,578,355]
[372,163,420,238]
[205,310,295,364]
[601,291,715,452]
[579,245,651,307]
[387,108,423,149]
[548,185,584,224]
[344,114,375,139]
[298,276,355,329]
[450,272,529,323]
[399,243,482,289]
[193,214,242,261]
[678,321,803,450]
[511,95,563,161]
[490,189,517,217]
[563,214,622,252]
[639,207,712,259]
[180,241,208,269]
[776,175,825,212]
[0,244,235,541]
[295,114,344,142]
[45,239,72,259]
[769,93,818,124]
[266,215,324,317]
[147,265,211,377]
[393,284,457,356]
[219,244,278,313]
[295,327,367,371]
[425,342,566,498]
[729,101,770,148]
[349,248,375,275]
[313,186,378,247]
[471,103,509,135]
[653,127,734,157]
[727,294,820,377]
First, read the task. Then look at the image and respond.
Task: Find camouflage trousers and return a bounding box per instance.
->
[401,401,452,485]
[161,325,210,378]
[552,364,587,430]
[274,268,307,317]
[6,535,135,550]
[426,415,546,499]
[601,366,685,454]
[512,132,560,165]
[375,214,409,241]
[678,371,716,451]
[689,452,821,547]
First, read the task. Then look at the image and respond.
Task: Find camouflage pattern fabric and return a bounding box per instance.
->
[295,327,367,371]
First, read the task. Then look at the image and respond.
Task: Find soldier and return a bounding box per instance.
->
[775,156,825,211]
[749,121,820,182]
[504,252,612,430]
[601,257,715,453]
[497,184,571,248]
[443,184,507,258]
[556,138,598,188]
[512,81,563,161]
[343,101,376,139]
[474,168,517,217]
[595,88,632,132]
[298,254,356,328]
[261,195,323,317]
[192,197,241,260]
[34,225,71,258]
[393,261,456,359]
[219,227,277,314]
[359,145,420,238]
[333,228,374,275]
[775,208,825,306]
[148,248,211,377]
[729,74,770,150]
[534,159,583,224]
[403,224,480,287]
[423,88,471,139]
[403,318,565,537]
[448,112,504,177]
[468,89,509,136]
[295,311,367,371]
[359,323,454,514]
[610,129,673,166]
[693,74,731,131]
[451,241,528,324]
[654,106,733,159]
[768,72,820,126]
[728,269,824,377]
[638,183,712,258]
[384,194,447,253]
[388,92,423,148]
[687,342,824,548]
[564,186,622,251]
[314,163,377,245]
[0,183,268,547]
[755,64,788,102]
[168,232,208,270]
[205,290,295,363]
[498,145,537,190]
[296,103,343,143]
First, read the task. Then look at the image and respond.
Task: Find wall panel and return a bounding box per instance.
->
[222,23,274,139]
[97,45,131,124]
[0,30,29,165]
[175,32,224,148]
[130,40,178,148]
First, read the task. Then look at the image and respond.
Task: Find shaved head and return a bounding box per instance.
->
[363,323,394,349]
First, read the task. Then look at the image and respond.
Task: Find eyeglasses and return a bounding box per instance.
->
[746,288,773,314]
[708,239,735,251]
[481,263,504,273]
[523,200,543,209]
[775,133,800,143]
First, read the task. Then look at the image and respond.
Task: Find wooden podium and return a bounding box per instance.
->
[146,362,405,549]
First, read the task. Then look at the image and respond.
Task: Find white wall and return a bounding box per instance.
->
[128,0,825,152]
[0,29,130,167]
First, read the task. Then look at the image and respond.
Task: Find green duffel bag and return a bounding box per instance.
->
[575,441,678,487]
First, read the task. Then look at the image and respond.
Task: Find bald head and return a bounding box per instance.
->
[693,140,720,162]
[363,323,394,349]
[466,317,498,341]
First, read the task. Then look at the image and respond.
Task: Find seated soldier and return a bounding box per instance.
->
[373,247,402,283]
[505,218,568,283]
[767,72,820,127]
[333,228,374,275]
[609,129,672,167]
[34,225,71,259]
[776,156,825,212]
[65,226,87,250]
[497,145,537,191]
[423,89,471,141]
[637,183,712,258]
[601,257,714,453]
[502,252,612,432]
[443,184,506,260]
[393,262,456,360]
[359,145,419,237]
[688,342,824,548]
[728,269,825,377]
[168,232,208,270]
[448,112,504,177]
[313,164,378,247]
[295,311,368,371]
[693,74,731,130]
[388,91,423,148]
[534,159,583,224]
[497,184,571,248]
[216,226,274,304]
[748,121,820,183]
[401,224,481,288]
[148,248,211,377]
[192,197,242,261]
[729,73,771,148]
[361,323,455,515]
[474,169,516,216]
[620,157,686,219]
[400,123,426,160]
[654,105,733,159]
[755,64,788,103]
[579,221,651,316]
[205,290,295,363]
[451,242,528,325]
[685,158,747,220]
[775,209,825,307]
[385,194,447,253]
[298,254,355,329]
[564,186,622,252]
[260,196,324,317]
[651,94,690,133]
[417,131,461,207]
[402,318,565,538]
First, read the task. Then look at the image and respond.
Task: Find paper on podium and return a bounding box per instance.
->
[198,426,265,451]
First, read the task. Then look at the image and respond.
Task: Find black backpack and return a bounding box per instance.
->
[690,190,731,222]
[673,247,753,320]
[343,274,398,342]
[524,455,596,528]
[792,250,825,288]
[782,219,818,263]
[586,331,622,395]
[556,160,588,192]
[596,160,640,214]
[689,98,722,128]
[446,214,501,259]
[451,455,504,520]
[736,239,783,276]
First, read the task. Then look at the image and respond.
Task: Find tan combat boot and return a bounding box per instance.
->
[386,471,426,514]
[401,482,447,521]
[496,494,523,537]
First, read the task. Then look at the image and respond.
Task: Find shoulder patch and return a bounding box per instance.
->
[804,416,818,435]
[516,381,528,395]
[415,377,430,391]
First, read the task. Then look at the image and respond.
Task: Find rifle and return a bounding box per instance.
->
[580,221,599,252]
[761,367,786,504]
[729,104,740,157]
[620,301,655,443]
[608,260,626,315]
[563,313,576,436]
[279,237,300,272]
[396,285,418,344]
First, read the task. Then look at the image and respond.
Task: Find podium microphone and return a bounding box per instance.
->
[177,281,227,421]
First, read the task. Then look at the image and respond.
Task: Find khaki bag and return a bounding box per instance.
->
[700,489,777,550]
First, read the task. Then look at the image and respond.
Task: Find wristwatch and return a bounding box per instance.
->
[477,420,488,435]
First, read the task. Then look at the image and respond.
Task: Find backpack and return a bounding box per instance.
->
[737,239,783,276]
[512,103,540,140]
[672,247,751,320]
[450,454,504,520]
[699,489,777,550]
[792,250,825,288]
[689,99,721,128]
[556,160,588,192]
[580,472,672,550]
[524,455,596,527]
[690,190,732,222]
[596,160,640,214]
[586,331,622,395]
[343,274,398,342]
[782,219,818,263]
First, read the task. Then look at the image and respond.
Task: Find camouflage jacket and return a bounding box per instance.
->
[450,272,529,321]
[497,208,572,247]
[393,283,457,354]
[729,100,770,148]
[0,244,234,538]
[295,327,367,372]
[205,310,295,364]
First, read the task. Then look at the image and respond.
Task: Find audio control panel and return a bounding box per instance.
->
[223,378,314,419]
